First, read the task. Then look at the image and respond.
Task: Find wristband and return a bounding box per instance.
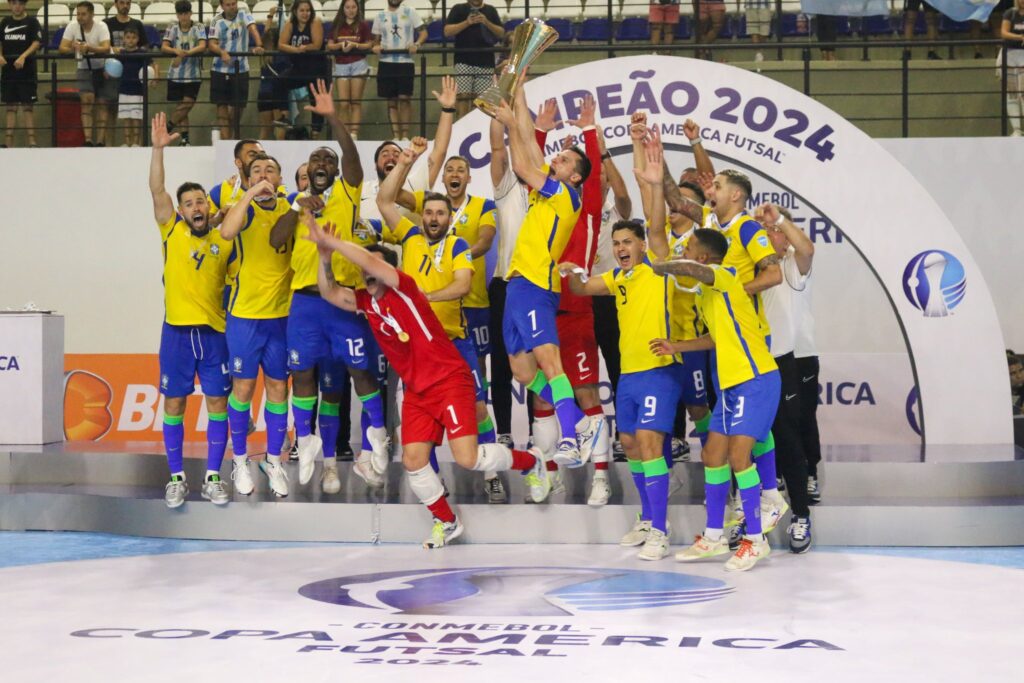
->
[441,106,456,114]
[570,267,589,283]
[691,137,704,146]
[291,199,303,212]
[600,152,612,161]
[773,214,784,228]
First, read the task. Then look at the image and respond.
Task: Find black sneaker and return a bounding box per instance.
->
[338,442,354,461]
[728,521,744,551]
[497,433,514,449]
[83,140,94,147]
[807,475,822,504]
[927,51,942,60]
[787,515,812,554]
[485,476,507,504]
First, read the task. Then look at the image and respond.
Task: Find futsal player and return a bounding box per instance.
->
[149,113,234,509]
[208,138,266,222]
[269,79,388,493]
[651,229,781,572]
[303,218,549,548]
[218,153,293,498]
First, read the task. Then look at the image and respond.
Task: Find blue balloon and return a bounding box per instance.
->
[103,58,123,78]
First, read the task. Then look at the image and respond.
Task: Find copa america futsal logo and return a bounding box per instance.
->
[902,250,966,317]
[298,567,734,616]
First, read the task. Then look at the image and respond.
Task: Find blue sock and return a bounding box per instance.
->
[163,415,184,475]
[628,459,651,521]
[319,401,340,460]
[662,434,674,469]
[736,465,764,536]
[206,412,229,475]
[227,394,250,456]
[360,409,371,451]
[429,446,440,473]
[549,374,583,442]
[643,457,671,534]
[753,433,778,491]
[292,395,316,438]
[359,390,385,429]
[264,401,288,457]
[478,414,496,444]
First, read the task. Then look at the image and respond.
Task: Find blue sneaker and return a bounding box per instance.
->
[787,515,812,554]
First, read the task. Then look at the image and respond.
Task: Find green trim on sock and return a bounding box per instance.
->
[704,464,731,485]
[163,414,184,426]
[735,464,761,490]
[265,400,288,415]
[527,370,548,395]
[694,413,711,433]
[752,431,776,456]
[292,395,317,410]
[549,374,574,404]
[642,457,670,477]
[208,411,227,421]
[478,416,494,433]
[319,401,340,417]
[228,394,251,411]
[627,458,644,474]
[358,390,380,402]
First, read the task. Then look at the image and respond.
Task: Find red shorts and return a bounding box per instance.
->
[649,4,681,24]
[557,310,600,387]
[401,372,477,446]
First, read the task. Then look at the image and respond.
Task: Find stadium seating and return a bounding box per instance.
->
[576,17,611,42]
[615,16,648,41]
[37,5,72,27]
[143,2,178,27]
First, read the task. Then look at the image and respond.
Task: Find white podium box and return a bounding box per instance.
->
[0,313,64,445]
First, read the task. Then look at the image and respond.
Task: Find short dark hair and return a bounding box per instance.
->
[294,163,307,185]
[444,155,470,170]
[567,145,591,186]
[233,138,260,160]
[123,25,141,37]
[174,0,192,12]
[365,243,399,268]
[76,1,95,12]
[611,219,646,241]
[677,180,706,205]
[175,181,206,203]
[719,169,752,200]
[1010,354,1023,368]
[244,152,281,177]
[692,228,729,260]
[421,191,452,213]
[374,141,401,165]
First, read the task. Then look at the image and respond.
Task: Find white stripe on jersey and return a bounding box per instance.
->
[393,287,434,343]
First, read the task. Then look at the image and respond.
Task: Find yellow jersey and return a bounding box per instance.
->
[159,215,234,332]
[703,210,776,337]
[413,191,496,309]
[227,197,294,319]
[390,217,474,340]
[601,258,676,375]
[289,178,367,290]
[696,265,778,389]
[648,213,707,342]
[507,172,582,293]
[208,178,288,213]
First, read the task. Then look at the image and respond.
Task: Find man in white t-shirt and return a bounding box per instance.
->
[758,202,815,555]
[371,0,426,140]
[58,1,111,146]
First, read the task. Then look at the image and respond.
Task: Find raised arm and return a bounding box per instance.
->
[757,203,814,275]
[376,144,422,231]
[270,193,323,248]
[489,116,508,187]
[220,180,275,240]
[427,75,458,187]
[557,262,612,297]
[149,113,178,226]
[630,113,653,222]
[635,129,668,260]
[305,220,358,311]
[651,258,716,285]
[683,118,714,178]
[305,212,400,289]
[598,124,631,220]
[496,92,547,191]
[305,79,362,187]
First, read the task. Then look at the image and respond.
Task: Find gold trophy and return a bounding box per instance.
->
[474,18,558,118]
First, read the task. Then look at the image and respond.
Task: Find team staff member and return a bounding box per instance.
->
[148,113,233,509]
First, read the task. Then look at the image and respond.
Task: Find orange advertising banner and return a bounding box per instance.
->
[64,354,267,442]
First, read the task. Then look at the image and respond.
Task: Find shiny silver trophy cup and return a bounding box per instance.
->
[474,18,559,118]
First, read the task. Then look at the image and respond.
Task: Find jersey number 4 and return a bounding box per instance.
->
[192,252,206,270]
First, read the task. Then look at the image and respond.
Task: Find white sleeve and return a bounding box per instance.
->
[783,251,808,292]
[494,162,515,201]
[405,159,430,193]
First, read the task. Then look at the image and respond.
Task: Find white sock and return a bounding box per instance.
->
[484,470,498,480]
[532,414,560,458]
[233,454,247,464]
[205,469,219,480]
[763,488,785,506]
[408,463,445,505]
[705,527,723,541]
[472,443,513,472]
[1008,97,1022,132]
[266,454,281,465]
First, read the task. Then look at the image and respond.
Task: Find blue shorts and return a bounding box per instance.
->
[679,350,709,406]
[502,277,560,356]
[225,314,288,381]
[287,292,373,373]
[464,306,491,357]
[710,370,781,440]
[616,364,683,435]
[158,323,231,398]
[454,336,487,402]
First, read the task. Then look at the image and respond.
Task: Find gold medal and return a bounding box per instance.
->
[398,331,410,343]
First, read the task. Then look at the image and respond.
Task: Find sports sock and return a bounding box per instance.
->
[585,406,610,470]
[408,463,455,522]
[163,414,185,476]
[545,460,559,472]
[359,389,385,429]
[429,447,440,473]
[477,414,496,444]
[360,409,371,452]
[548,373,583,442]
[227,393,251,456]
[704,464,731,531]
[662,433,674,469]
[427,497,456,523]
[206,411,229,475]
[694,412,711,449]
[736,464,763,536]
[291,395,316,438]
[264,400,288,457]
[628,458,651,521]
[753,432,778,491]
[527,370,555,406]
[318,401,340,461]
[511,448,537,471]
[642,457,670,534]
[531,409,559,458]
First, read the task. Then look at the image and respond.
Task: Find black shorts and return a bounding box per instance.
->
[0,77,37,105]
[167,80,201,102]
[210,71,250,106]
[377,61,415,99]
[257,90,288,112]
[903,0,937,12]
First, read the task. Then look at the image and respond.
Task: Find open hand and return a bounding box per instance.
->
[432,74,457,109]
[303,78,335,117]
[150,112,180,149]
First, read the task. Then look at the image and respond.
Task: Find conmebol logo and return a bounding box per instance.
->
[902,250,966,317]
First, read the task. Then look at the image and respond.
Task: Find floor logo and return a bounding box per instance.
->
[299,566,734,616]
[902,250,966,317]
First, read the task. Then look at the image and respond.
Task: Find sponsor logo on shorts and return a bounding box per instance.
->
[160,374,169,389]
[233,357,243,372]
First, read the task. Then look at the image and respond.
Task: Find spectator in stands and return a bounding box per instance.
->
[969,0,1013,59]
[371,0,426,141]
[115,26,155,147]
[208,0,264,140]
[0,0,41,148]
[1009,352,1024,414]
[328,0,373,138]
[902,0,941,60]
[279,0,327,137]
[816,13,838,61]
[694,0,727,59]
[745,0,772,62]
[59,2,111,146]
[162,0,207,147]
[257,26,289,140]
[1001,0,1024,136]
[445,0,504,117]
[106,0,148,146]
[649,0,681,55]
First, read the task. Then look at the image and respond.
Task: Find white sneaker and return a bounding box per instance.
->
[366,425,390,474]
[231,459,254,496]
[574,414,603,467]
[725,537,771,572]
[587,471,611,506]
[260,460,290,497]
[321,464,341,494]
[676,534,730,561]
[638,527,670,561]
[724,494,745,528]
[523,447,551,503]
[201,476,229,505]
[164,475,187,509]
[423,517,464,549]
[760,495,789,534]
[549,469,565,495]
[296,433,322,486]
[620,515,651,547]
[553,438,581,467]
[352,451,385,489]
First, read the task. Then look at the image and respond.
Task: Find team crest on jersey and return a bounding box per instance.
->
[458,214,468,226]
[757,235,769,248]
[210,244,221,256]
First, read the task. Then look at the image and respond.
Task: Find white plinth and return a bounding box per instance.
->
[0,313,64,444]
